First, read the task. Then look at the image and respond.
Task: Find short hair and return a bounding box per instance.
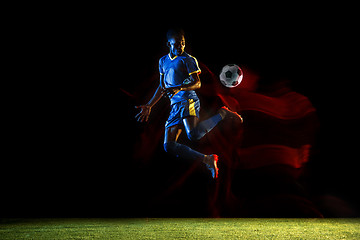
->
[166,28,185,41]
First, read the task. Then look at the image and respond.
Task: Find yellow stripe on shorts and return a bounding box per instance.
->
[188,99,196,116]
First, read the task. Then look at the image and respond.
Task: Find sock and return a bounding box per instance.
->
[164,141,205,161]
[187,114,223,141]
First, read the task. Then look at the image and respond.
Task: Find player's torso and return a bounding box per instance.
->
[161,53,191,88]
[161,53,199,104]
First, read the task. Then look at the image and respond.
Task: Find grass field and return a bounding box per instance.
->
[1,218,360,239]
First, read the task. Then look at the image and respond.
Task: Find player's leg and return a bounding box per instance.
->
[184,106,243,142]
[164,124,183,143]
[184,115,222,142]
[181,98,223,142]
[163,124,218,179]
[163,124,204,162]
[181,116,218,176]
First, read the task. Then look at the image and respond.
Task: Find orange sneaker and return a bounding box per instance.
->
[220,106,243,123]
[205,154,219,179]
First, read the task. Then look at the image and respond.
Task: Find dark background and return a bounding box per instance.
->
[3,9,359,217]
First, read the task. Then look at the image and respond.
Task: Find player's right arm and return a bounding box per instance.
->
[135,75,165,123]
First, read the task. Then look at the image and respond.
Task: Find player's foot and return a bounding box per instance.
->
[218,106,243,123]
[204,154,219,179]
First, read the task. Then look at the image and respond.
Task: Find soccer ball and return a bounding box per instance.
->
[219,64,243,88]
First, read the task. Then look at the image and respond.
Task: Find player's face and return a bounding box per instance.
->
[168,35,185,56]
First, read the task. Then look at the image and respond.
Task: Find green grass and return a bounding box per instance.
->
[1,218,360,239]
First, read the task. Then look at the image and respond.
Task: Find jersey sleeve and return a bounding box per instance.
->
[185,56,201,75]
[159,57,164,75]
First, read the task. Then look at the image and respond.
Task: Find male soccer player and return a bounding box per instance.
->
[135,29,242,179]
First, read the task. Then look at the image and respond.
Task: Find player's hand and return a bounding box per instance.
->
[135,104,152,122]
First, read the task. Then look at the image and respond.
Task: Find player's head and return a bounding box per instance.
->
[166,28,185,56]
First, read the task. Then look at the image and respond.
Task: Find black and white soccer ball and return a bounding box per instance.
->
[219,64,243,88]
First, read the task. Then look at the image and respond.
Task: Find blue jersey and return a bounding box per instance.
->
[159,52,201,104]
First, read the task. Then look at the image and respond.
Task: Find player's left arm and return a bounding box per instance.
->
[166,73,201,92]
[180,73,201,91]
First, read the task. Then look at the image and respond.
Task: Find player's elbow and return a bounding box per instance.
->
[189,74,201,89]
[191,80,201,90]
[196,81,201,89]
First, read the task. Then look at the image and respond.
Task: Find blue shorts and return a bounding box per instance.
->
[165,99,200,129]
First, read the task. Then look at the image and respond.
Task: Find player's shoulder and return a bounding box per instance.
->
[181,52,199,64]
[183,52,197,60]
[159,55,166,65]
[159,54,169,62]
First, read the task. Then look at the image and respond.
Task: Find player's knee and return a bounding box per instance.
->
[164,142,176,153]
[187,129,200,142]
